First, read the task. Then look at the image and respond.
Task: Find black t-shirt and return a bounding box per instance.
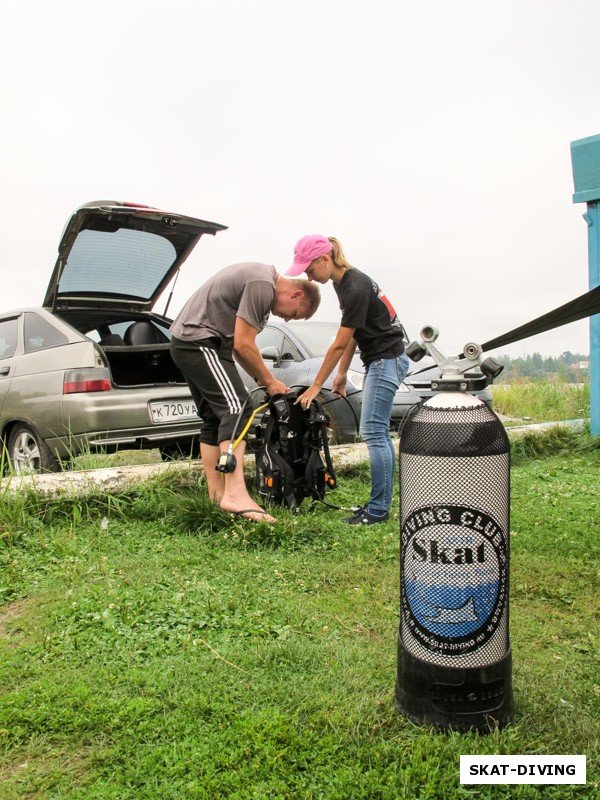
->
[334,268,405,366]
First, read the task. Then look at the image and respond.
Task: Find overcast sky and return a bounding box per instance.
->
[2,0,599,358]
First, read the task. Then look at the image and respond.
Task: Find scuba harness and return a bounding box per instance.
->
[218,386,362,513]
[254,391,337,510]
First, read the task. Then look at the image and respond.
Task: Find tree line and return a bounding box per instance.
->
[495,352,589,382]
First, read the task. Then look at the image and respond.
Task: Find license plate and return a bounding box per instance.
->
[149,400,198,424]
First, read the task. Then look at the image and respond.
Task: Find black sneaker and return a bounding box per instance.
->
[344,507,390,525]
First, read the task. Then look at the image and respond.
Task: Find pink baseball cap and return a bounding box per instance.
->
[286,234,332,276]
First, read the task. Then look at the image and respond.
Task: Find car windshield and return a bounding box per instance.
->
[58,228,177,300]
[285,322,340,357]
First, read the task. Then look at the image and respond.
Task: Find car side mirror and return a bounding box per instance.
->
[260,346,281,367]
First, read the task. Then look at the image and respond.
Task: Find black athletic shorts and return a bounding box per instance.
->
[170,335,251,446]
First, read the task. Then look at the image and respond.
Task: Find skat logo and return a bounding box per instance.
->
[401,504,508,657]
[411,538,486,565]
[422,595,478,624]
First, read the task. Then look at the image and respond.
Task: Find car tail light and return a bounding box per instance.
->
[63,368,112,394]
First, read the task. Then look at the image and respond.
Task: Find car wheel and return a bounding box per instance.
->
[159,440,200,461]
[7,424,59,475]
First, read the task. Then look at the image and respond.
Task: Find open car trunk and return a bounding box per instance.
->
[101,342,187,387]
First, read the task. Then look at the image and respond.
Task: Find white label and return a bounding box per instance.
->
[460,755,586,784]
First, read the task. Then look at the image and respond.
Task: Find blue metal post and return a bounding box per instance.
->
[582,203,600,436]
[571,134,600,436]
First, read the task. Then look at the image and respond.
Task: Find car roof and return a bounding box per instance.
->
[44,201,227,314]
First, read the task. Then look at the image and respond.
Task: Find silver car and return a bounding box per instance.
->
[0,201,227,473]
[240,320,493,444]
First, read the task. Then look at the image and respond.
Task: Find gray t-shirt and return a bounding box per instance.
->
[170,262,277,342]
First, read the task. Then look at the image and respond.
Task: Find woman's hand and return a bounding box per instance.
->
[332,372,347,397]
[296,326,355,409]
[296,384,321,409]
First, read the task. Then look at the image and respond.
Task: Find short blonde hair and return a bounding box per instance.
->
[295,279,321,319]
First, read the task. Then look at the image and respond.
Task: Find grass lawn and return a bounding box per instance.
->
[0,432,598,798]
[491,382,590,425]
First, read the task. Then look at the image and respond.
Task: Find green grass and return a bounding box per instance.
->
[509,421,600,465]
[491,381,590,423]
[0,436,599,798]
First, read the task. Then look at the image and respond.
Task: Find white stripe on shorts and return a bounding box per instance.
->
[199,346,242,414]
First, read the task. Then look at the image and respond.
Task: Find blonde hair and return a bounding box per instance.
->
[328,237,353,270]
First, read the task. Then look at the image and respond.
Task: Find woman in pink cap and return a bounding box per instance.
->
[287,235,409,525]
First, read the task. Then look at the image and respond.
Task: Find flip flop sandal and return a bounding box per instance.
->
[228,509,273,522]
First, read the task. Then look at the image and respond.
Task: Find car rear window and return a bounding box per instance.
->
[0,317,18,359]
[57,228,177,300]
[24,312,69,352]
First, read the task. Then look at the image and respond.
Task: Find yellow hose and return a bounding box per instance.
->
[233,402,269,450]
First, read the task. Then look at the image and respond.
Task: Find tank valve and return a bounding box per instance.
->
[407,326,503,391]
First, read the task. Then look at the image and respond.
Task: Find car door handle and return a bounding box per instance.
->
[0,367,9,376]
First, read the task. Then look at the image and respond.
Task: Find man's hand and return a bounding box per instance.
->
[233,317,291,396]
[265,377,290,397]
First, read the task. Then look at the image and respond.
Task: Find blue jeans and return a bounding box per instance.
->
[359,353,410,516]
